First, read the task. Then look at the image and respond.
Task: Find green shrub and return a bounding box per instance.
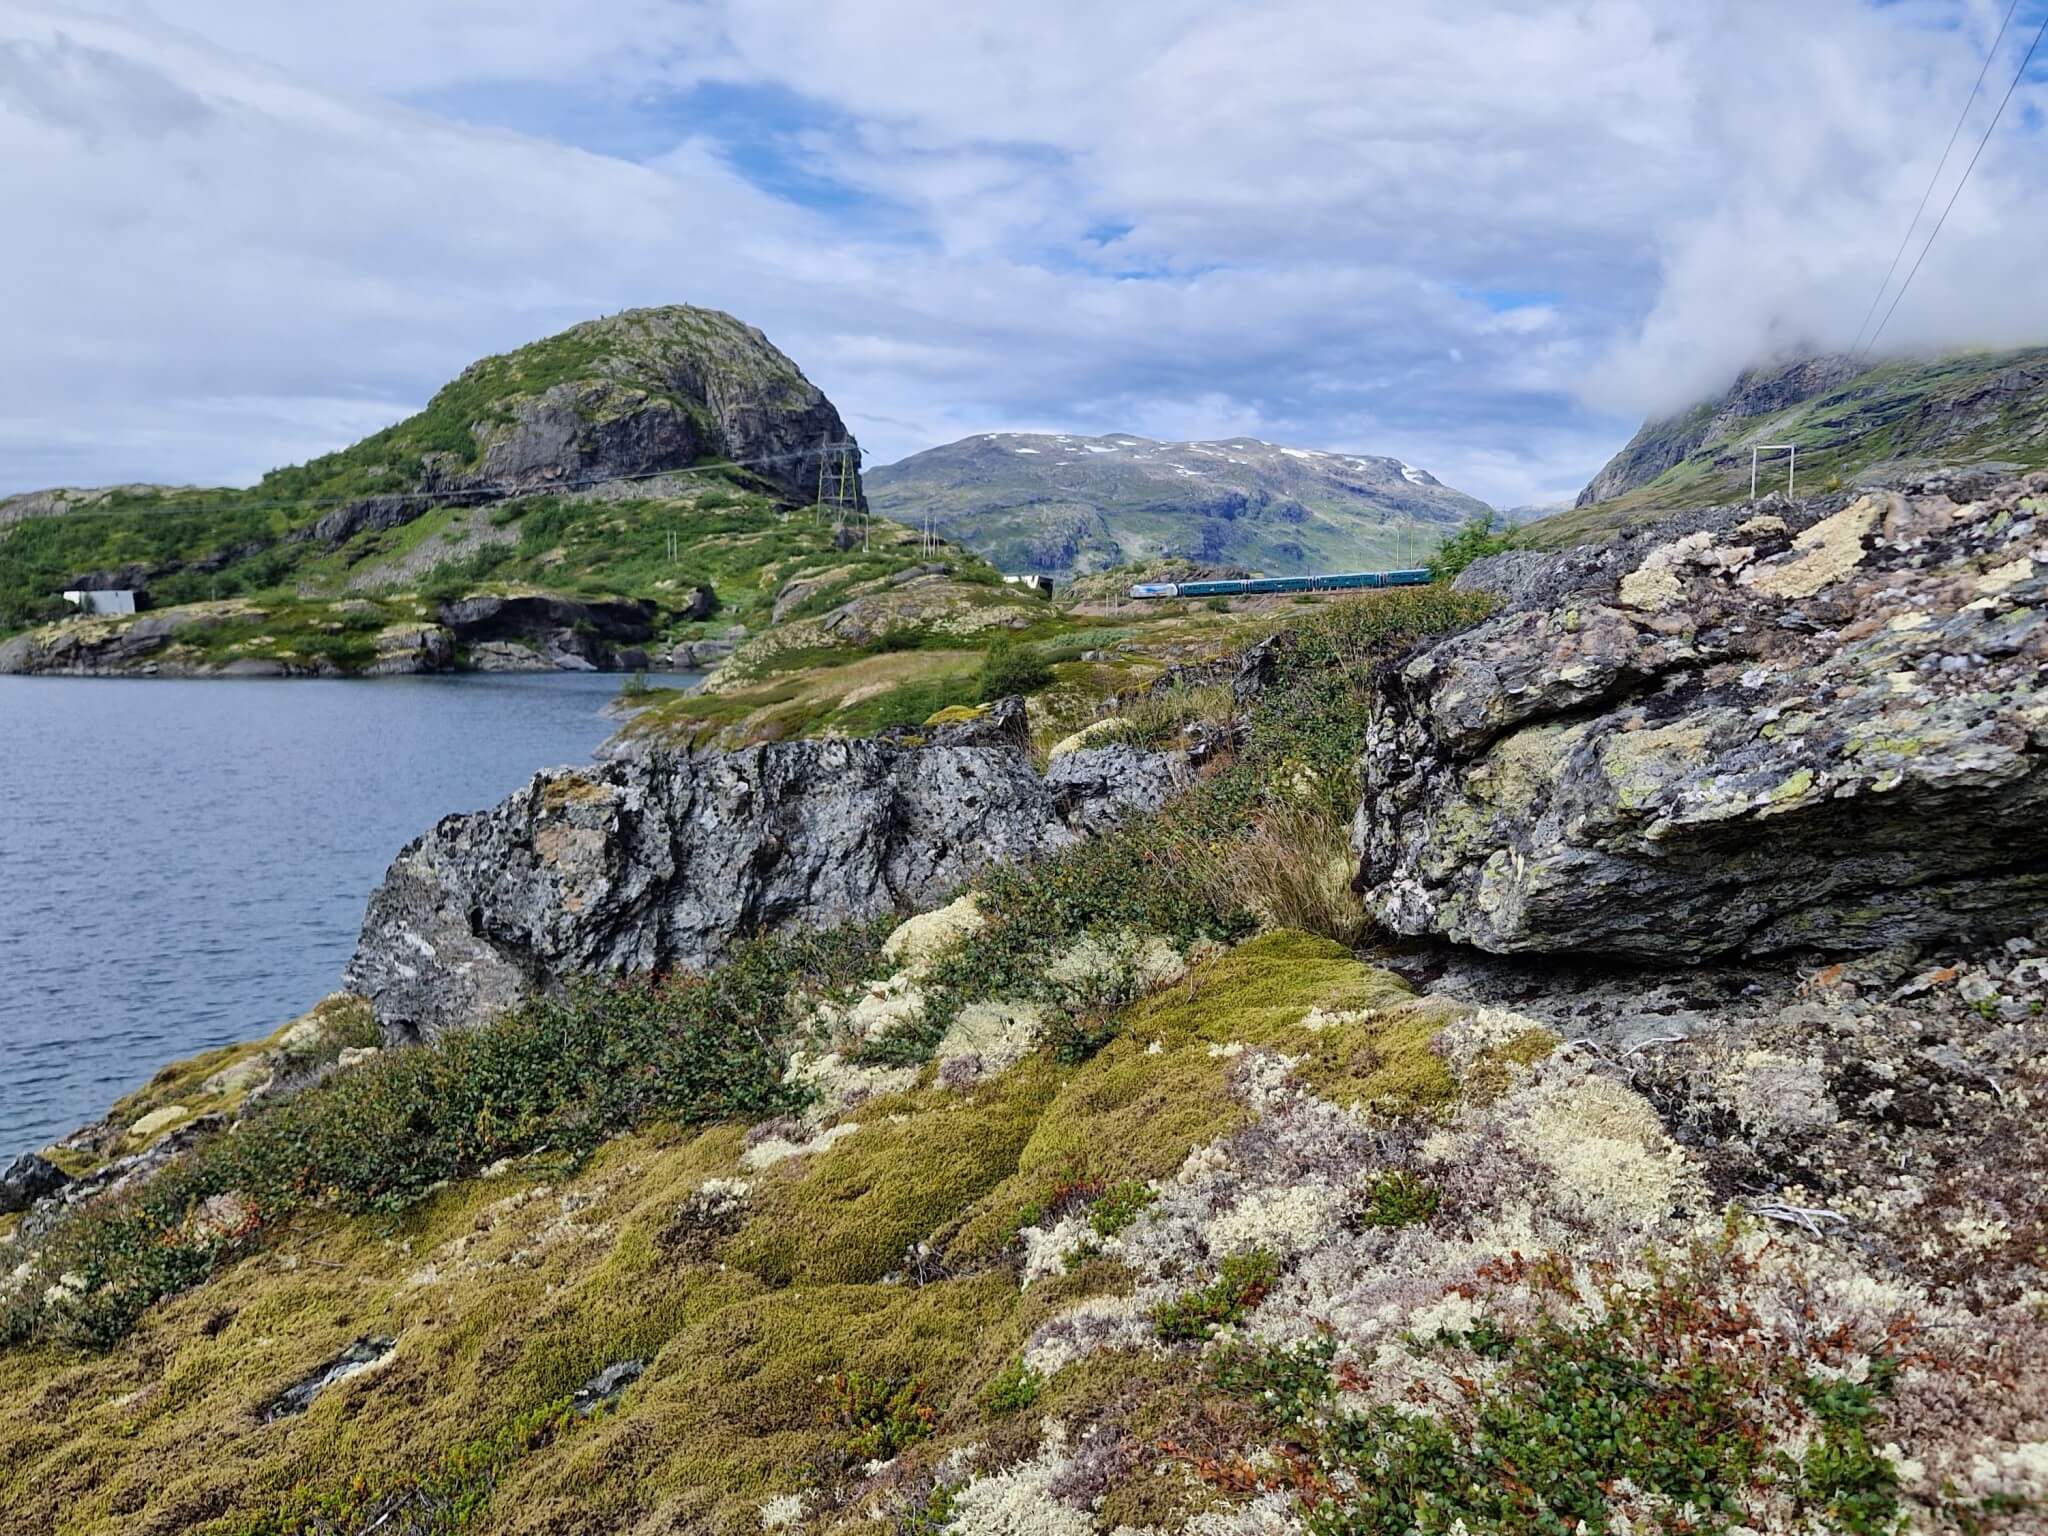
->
[1045,1009,1123,1066]
[1152,1249,1279,1342]
[4,922,893,1350]
[1348,1170,1440,1229]
[980,1358,1045,1416]
[1089,1180,1157,1238]
[1428,510,1515,582]
[977,639,1054,702]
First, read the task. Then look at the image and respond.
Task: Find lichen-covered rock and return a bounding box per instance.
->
[1357,478,2048,958]
[347,738,1184,1042]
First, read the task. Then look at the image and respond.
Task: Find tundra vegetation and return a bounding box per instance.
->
[4,563,2040,1536]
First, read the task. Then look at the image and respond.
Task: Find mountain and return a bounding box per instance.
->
[864,433,1491,578]
[0,307,864,639]
[1535,346,2048,545]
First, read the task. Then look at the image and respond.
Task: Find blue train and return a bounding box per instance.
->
[1128,568,1433,599]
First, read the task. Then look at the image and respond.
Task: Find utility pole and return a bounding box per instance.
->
[1751,444,1798,499]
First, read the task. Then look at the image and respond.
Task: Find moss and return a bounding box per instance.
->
[725,1062,1060,1287]
[1290,996,1464,1113]
[1120,931,1412,1048]
[948,1036,1240,1266]
[539,774,614,809]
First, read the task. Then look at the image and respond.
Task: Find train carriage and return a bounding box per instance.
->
[1128,568,1432,600]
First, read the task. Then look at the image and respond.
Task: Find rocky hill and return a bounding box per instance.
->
[0,308,968,677]
[0,307,862,648]
[866,433,1489,578]
[1536,346,2048,545]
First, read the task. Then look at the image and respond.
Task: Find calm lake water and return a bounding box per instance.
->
[0,672,684,1160]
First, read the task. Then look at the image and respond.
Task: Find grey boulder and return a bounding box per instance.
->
[1356,480,2048,959]
[347,736,1184,1043]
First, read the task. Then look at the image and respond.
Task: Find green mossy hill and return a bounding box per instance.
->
[1541,345,2048,546]
[0,306,853,635]
[0,930,1460,1536]
[2,497,986,675]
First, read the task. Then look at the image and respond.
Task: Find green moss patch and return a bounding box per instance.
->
[725,1063,1059,1287]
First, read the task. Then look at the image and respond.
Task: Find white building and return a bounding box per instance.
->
[62,589,140,616]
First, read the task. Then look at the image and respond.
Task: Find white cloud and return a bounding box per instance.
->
[2,0,2046,511]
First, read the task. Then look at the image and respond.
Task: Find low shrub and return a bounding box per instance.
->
[4,922,892,1350]
[1089,1180,1157,1238]
[1347,1169,1440,1229]
[833,1371,936,1461]
[980,1358,1045,1416]
[977,639,1053,702]
[1152,1249,1279,1343]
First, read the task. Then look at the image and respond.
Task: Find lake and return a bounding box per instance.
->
[0,672,685,1160]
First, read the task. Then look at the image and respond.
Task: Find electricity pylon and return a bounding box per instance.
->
[815,440,862,543]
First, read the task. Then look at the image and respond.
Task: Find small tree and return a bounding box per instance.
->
[977,639,1052,702]
[1428,510,1515,583]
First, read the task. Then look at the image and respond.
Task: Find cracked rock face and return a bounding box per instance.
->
[1355,478,2048,959]
[347,738,1186,1043]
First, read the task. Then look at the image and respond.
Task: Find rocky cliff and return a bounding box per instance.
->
[342,306,859,512]
[1354,471,2048,958]
[346,732,1188,1042]
[866,433,1487,577]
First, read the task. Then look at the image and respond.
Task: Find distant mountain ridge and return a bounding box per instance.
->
[1545,347,2048,547]
[865,432,1490,578]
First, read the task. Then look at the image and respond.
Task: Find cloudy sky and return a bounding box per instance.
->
[3,1,2047,508]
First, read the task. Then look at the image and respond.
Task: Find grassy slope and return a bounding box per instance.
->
[1534,346,2048,548]
[616,574,1387,753]
[2,496,1012,674]
[0,932,1457,1536]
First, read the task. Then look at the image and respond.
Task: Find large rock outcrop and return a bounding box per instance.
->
[347,738,1188,1042]
[1354,476,2048,959]
[413,306,858,511]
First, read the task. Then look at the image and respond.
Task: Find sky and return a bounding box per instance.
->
[2,1,2047,509]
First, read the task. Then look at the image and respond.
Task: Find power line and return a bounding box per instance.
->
[1846,0,2021,357]
[1864,6,2048,357]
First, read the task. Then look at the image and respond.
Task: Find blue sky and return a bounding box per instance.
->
[2,0,2046,507]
